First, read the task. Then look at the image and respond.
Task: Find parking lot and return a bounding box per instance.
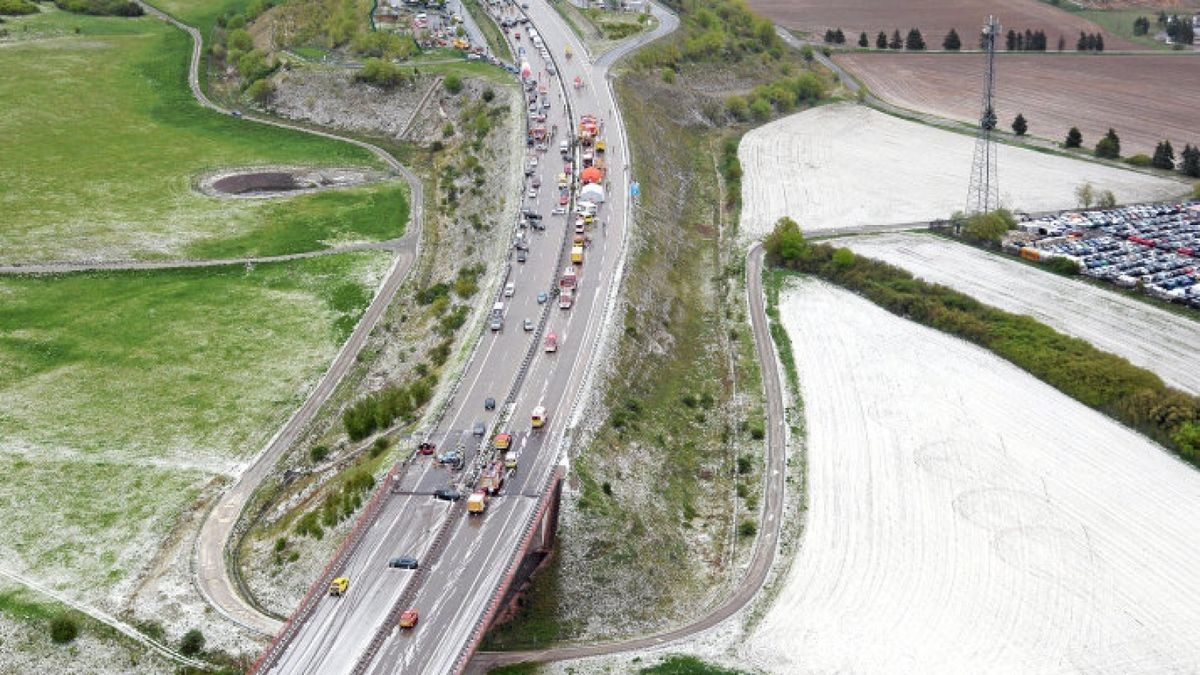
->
[1009,201,1200,308]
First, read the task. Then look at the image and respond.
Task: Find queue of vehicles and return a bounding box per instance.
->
[323,9,608,642]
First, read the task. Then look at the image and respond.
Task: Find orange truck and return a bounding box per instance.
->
[478,459,505,495]
[467,490,488,514]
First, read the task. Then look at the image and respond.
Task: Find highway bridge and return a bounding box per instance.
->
[251,0,674,671]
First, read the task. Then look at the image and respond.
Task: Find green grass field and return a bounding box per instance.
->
[1062,7,1174,50]
[0,251,390,463]
[0,251,391,595]
[0,10,407,263]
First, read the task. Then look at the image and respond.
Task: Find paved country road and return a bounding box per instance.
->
[134,0,426,636]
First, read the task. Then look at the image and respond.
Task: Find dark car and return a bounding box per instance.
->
[389,556,419,569]
[517,249,527,263]
[485,397,496,410]
[433,487,462,501]
[521,208,542,220]
[473,420,486,436]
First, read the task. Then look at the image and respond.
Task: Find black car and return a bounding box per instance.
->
[517,249,527,263]
[389,556,419,569]
[521,208,542,220]
[485,396,496,410]
[434,487,462,501]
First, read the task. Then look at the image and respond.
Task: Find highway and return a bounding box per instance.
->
[260,0,671,671]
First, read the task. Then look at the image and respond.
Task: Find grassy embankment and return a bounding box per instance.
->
[1040,2,1175,51]
[0,10,407,263]
[484,0,836,651]
[0,583,179,672]
[547,0,655,52]
[764,221,1200,464]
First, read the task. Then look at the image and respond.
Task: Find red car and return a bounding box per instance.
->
[418,442,436,456]
[558,190,569,206]
[399,608,419,629]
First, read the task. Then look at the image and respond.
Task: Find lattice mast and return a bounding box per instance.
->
[967,15,1001,214]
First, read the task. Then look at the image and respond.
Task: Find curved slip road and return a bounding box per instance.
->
[469,243,788,671]
[133,0,426,635]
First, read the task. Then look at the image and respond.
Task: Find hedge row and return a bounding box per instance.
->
[765,228,1200,463]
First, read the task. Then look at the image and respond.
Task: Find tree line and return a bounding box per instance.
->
[825,25,1111,52]
[1134,12,1196,46]
[763,218,1200,465]
[1060,125,1200,177]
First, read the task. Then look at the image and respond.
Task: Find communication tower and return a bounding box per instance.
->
[967,15,1001,214]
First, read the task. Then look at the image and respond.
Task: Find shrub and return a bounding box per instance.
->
[246,77,274,103]
[274,537,288,552]
[1046,257,1080,276]
[356,58,408,88]
[738,520,757,538]
[54,0,143,15]
[1124,154,1152,167]
[660,67,675,83]
[179,629,205,656]
[49,615,79,644]
[444,74,463,94]
[310,445,329,463]
[962,208,1016,245]
[737,455,753,474]
[0,0,39,16]
[226,28,253,52]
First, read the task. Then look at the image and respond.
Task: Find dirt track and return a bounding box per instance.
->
[744,277,1200,673]
[836,232,1200,395]
[838,52,1200,158]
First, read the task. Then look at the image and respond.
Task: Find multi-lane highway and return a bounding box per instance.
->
[261,1,676,672]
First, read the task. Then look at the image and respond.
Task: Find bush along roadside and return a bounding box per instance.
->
[763,217,1200,463]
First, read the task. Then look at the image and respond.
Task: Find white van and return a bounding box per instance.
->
[489,301,504,331]
[504,281,515,297]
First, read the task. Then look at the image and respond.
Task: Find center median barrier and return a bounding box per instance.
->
[250,461,404,674]
[452,467,564,674]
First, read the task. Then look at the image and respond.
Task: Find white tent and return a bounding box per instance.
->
[579,183,605,203]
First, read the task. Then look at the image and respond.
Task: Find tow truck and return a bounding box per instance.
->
[329,577,349,596]
[559,268,577,309]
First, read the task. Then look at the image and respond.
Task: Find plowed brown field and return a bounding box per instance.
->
[748,0,1138,50]
[837,52,1200,157]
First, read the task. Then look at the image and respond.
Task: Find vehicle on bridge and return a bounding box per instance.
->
[559,268,577,309]
[495,432,512,450]
[434,487,463,501]
[479,460,505,494]
[329,577,349,596]
[571,245,584,264]
[466,490,488,514]
[531,405,546,429]
[504,450,519,470]
[545,332,558,352]
[398,608,419,629]
[418,441,436,455]
[389,556,419,570]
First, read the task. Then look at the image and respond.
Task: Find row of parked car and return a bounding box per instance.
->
[1014,202,1200,308]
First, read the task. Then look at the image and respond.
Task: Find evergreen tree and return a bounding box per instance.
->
[943,28,961,51]
[1012,113,1028,136]
[1181,145,1200,178]
[905,27,926,50]
[889,29,903,49]
[834,27,846,44]
[1033,30,1047,50]
[1006,29,1017,50]
[1095,128,1121,159]
[1133,16,1149,36]
[824,28,836,43]
[1095,33,1104,51]
[1057,35,1065,51]
[1077,31,1088,50]
[1065,127,1083,148]
[1024,29,1033,50]
[1151,140,1176,170]
[859,31,869,48]
[876,30,887,49]
[1015,31,1025,50]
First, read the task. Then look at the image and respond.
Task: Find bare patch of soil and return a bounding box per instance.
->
[197,166,391,199]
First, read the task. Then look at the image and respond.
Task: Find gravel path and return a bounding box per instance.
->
[743,277,1200,674]
[836,232,1200,395]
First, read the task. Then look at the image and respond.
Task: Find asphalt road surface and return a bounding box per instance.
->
[469,244,788,671]
[264,0,654,671]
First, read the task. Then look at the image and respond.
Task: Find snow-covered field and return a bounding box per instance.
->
[743,277,1200,674]
[738,104,1184,238]
[836,232,1200,395]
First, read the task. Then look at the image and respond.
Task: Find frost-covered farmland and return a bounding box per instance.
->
[738,105,1183,238]
[744,277,1200,674]
[837,232,1200,395]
